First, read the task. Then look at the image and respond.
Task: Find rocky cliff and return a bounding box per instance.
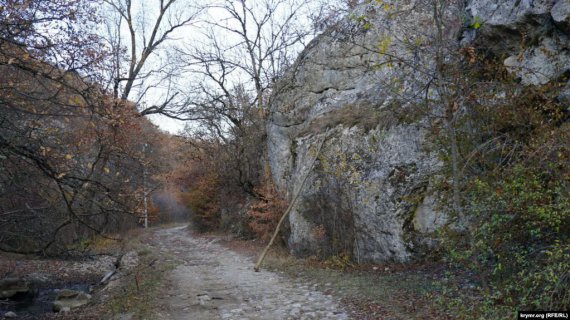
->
[463,0,570,87]
[267,0,569,263]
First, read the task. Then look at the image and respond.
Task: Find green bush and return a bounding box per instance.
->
[437,82,570,315]
[469,164,569,310]
[434,71,570,315]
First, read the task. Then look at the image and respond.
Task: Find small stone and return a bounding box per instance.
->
[53,289,92,312]
[4,311,17,318]
[198,294,211,305]
[114,313,134,320]
[291,307,301,316]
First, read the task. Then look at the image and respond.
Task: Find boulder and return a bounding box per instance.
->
[53,289,91,312]
[0,278,29,299]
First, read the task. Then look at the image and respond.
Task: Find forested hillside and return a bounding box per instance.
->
[0,0,568,318]
[0,1,181,254]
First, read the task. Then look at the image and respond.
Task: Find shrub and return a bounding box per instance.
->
[437,79,570,314]
[247,180,288,242]
[467,164,569,310]
[179,171,221,232]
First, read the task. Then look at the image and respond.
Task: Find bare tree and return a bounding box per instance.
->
[181,0,314,113]
[169,0,321,199]
[102,0,204,116]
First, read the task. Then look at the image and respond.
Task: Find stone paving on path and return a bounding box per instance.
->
[150,226,349,320]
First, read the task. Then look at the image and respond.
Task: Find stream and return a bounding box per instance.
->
[0,283,91,317]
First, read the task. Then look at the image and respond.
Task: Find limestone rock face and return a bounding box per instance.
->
[463,0,570,85]
[268,0,568,263]
[268,2,449,263]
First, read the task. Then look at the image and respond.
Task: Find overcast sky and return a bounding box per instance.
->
[148,113,186,134]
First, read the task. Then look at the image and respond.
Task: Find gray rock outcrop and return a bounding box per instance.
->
[268,2,452,263]
[463,0,570,85]
[267,0,569,263]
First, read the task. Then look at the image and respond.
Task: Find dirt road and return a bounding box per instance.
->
[148,226,348,320]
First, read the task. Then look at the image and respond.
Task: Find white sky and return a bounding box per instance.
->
[148,113,186,134]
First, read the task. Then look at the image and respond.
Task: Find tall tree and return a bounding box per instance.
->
[0,0,169,253]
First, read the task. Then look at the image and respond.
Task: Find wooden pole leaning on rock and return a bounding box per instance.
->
[254,130,329,272]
